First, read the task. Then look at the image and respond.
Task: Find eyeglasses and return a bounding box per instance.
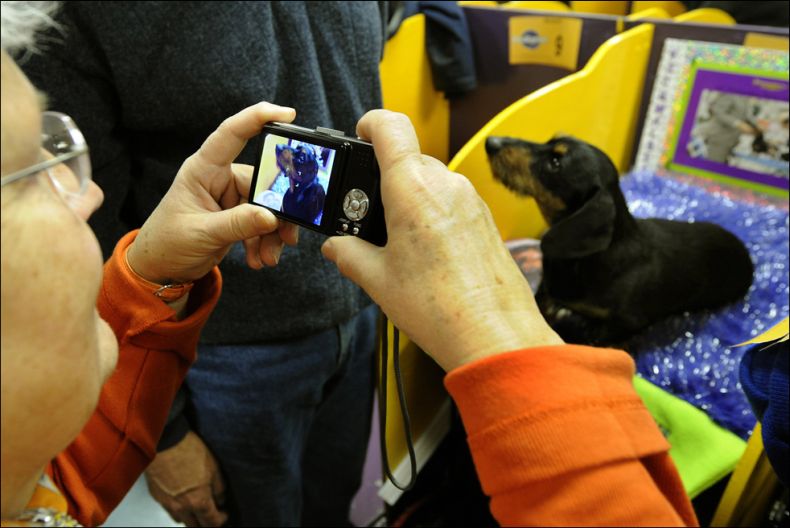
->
[1,111,91,205]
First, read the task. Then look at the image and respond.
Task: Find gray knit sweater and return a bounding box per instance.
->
[23,1,386,343]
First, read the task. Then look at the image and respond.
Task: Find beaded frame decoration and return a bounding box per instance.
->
[635,38,789,198]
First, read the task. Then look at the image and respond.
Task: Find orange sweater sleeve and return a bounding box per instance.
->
[444,345,698,527]
[45,230,222,526]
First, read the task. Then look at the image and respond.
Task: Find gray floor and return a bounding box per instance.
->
[103,476,182,527]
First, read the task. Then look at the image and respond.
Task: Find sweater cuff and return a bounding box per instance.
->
[98,230,222,359]
[444,345,670,494]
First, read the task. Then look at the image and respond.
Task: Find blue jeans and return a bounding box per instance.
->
[186,304,378,526]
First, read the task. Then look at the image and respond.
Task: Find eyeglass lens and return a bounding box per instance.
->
[42,113,91,196]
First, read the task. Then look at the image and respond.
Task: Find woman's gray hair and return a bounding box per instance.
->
[0,1,61,55]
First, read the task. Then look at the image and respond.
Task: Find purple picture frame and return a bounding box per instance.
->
[670,65,789,192]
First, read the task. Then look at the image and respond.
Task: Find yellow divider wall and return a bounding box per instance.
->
[379,326,448,489]
[632,0,687,17]
[504,1,571,12]
[627,7,670,20]
[571,1,629,15]
[448,24,655,240]
[675,7,736,25]
[381,16,657,500]
[380,15,450,163]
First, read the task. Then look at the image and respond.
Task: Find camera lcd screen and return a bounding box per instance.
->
[252,134,336,227]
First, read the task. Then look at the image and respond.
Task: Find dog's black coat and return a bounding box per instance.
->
[486,135,754,346]
[281,145,326,225]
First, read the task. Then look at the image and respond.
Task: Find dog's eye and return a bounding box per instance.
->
[547,153,561,171]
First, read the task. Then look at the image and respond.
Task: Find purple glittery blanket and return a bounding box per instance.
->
[622,170,789,440]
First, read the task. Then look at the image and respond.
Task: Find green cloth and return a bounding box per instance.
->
[633,376,747,498]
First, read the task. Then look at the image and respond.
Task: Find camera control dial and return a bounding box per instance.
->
[343,189,369,221]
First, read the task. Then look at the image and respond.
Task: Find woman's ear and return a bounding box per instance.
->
[540,188,616,259]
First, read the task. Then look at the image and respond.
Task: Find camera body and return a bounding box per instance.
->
[249,122,386,246]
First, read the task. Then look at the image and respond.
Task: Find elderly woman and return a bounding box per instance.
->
[1,3,297,525]
[2,2,699,527]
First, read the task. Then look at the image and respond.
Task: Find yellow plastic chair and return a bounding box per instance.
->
[504,1,571,11]
[380,14,450,163]
[675,7,735,24]
[447,23,656,240]
[632,0,686,17]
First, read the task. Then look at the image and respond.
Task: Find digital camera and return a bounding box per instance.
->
[249,122,386,246]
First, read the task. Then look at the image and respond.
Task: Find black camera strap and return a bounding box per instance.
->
[378,315,417,492]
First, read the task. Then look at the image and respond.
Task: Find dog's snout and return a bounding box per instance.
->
[486,136,505,155]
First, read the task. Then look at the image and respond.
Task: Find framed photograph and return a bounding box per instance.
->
[667,62,789,196]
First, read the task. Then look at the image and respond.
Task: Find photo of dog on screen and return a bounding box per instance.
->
[281,144,326,225]
[254,136,334,227]
[486,134,754,347]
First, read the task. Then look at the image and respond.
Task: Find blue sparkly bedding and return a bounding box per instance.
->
[622,170,789,440]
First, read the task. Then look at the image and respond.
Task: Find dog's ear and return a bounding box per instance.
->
[541,188,616,259]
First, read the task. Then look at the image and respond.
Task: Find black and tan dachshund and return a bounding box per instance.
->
[280,144,326,226]
[485,135,754,347]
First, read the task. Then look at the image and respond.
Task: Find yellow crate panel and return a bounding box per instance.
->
[504,1,571,12]
[380,14,450,162]
[675,7,735,24]
[571,1,629,15]
[449,24,655,240]
[632,0,686,17]
[459,0,499,6]
[627,7,670,20]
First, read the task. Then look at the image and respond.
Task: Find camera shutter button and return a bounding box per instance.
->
[343,189,369,221]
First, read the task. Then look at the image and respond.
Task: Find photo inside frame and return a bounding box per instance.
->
[666,62,789,197]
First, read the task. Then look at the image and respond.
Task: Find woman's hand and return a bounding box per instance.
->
[127,102,299,284]
[322,110,562,371]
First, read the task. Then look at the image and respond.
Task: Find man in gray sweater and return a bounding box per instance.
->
[23,2,387,525]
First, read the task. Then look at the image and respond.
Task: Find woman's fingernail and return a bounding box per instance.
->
[271,102,295,113]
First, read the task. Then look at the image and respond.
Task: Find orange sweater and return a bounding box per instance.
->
[45,231,221,526]
[445,345,699,527]
[36,232,695,526]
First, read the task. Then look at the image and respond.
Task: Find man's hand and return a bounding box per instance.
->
[127,102,300,285]
[321,110,562,372]
[145,431,227,527]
